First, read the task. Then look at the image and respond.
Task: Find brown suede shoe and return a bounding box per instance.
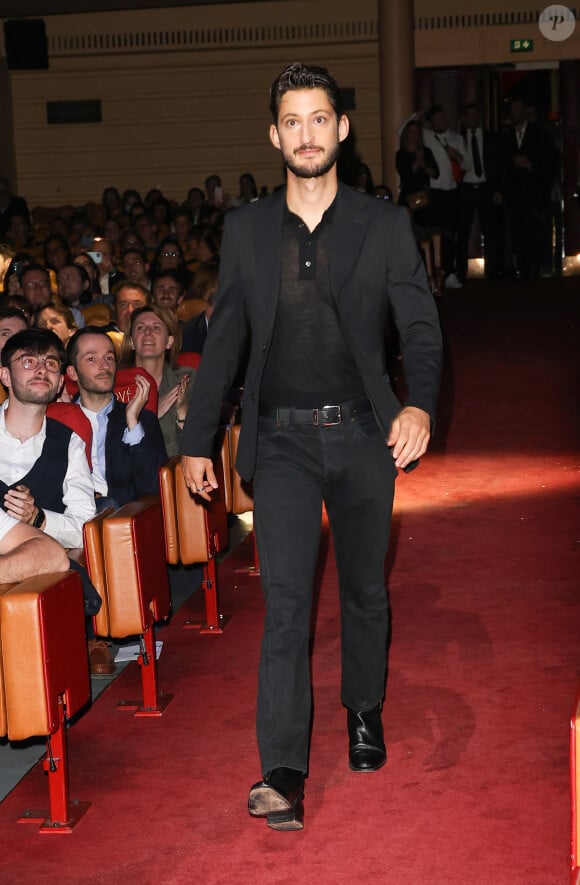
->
[88,639,116,678]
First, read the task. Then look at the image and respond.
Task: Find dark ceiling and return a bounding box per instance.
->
[1,0,267,17]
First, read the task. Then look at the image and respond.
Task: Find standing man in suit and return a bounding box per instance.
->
[457,104,503,282]
[180,63,443,831]
[501,97,556,279]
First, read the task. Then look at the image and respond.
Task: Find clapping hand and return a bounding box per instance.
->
[126,374,150,430]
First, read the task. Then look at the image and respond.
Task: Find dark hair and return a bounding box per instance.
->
[269,63,343,123]
[151,269,185,295]
[34,301,78,333]
[20,263,50,284]
[43,234,71,269]
[0,305,28,325]
[66,325,115,370]
[426,104,445,121]
[1,327,66,369]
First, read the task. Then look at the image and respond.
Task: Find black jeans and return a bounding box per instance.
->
[253,408,396,775]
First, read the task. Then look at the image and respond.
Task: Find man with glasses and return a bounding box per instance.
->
[19,264,53,312]
[112,281,149,334]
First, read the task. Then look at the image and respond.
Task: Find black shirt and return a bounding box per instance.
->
[260,200,365,408]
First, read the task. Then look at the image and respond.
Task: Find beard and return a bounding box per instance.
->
[75,371,114,395]
[282,142,340,179]
[8,376,60,405]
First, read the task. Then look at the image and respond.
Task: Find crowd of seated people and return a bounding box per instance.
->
[0,176,248,677]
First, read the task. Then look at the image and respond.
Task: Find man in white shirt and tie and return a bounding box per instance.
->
[423,105,469,290]
[457,104,503,283]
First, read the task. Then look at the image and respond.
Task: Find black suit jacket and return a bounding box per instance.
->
[105,400,167,505]
[500,122,555,201]
[180,183,443,481]
[461,127,502,192]
[181,311,208,353]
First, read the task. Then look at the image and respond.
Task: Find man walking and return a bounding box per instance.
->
[180,63,443,831]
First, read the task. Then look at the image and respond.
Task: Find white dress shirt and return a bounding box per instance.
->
[0,508,19,543]
[423,128,469,191]
[0,400,96,548]
[463,127,486,185]
[79,395,145,497]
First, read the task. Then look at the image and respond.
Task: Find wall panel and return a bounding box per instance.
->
[1,1,579,207]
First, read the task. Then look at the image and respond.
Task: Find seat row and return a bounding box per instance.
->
[0,424,255,833]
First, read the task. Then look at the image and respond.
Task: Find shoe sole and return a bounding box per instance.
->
[349,756,387,772]
[248,784,304,831]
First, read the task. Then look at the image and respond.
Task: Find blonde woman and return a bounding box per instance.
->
[127,304,195,457]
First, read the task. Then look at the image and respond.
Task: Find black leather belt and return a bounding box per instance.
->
[259,395,372,426]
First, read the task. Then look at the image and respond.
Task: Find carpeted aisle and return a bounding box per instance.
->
[0,280,578,884]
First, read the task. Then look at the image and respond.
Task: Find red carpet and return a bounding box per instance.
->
[0,280,578,884]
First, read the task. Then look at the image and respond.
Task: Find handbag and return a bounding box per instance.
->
[406,190,430,212]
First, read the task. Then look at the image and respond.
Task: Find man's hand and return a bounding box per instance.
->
[126,374,150,430]
[3,484,41,526]
[386,407,431,469]
[181,455,218,501]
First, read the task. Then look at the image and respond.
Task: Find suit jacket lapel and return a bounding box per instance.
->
[330,183,370,301]
[253,188,285,331]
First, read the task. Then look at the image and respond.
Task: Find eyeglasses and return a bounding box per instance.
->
[161,251,179,258]
[10,354,62,373]
[22,281,50,291]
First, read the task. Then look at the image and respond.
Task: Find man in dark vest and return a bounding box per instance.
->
[0,328,96,549]
[0,329,110,675]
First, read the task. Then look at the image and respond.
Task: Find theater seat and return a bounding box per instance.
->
[83,497,172,715]
[159,455,229,633]
[0,570,91,832]
[221,424,258,574]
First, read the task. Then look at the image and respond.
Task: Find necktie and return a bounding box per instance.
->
[471,129,483,178]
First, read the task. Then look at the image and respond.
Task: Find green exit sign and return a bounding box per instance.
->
[510,38,534,52]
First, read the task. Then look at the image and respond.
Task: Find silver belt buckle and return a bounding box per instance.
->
[314,405,342,426]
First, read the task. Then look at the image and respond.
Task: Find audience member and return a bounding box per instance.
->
[396,120,439,231]
[90,237,121,300]
[0,307,28,353]
[113,281,149,334]
[0,177,30,239]
[457,103,503,282]
[74,252,103,298]
[500,97,557,279]
[43,235,71,273]
[181,262,218,352]
[233,173,258,206]
[0,328,96,548]
[55,265,87,328]
[121,248,151,291]
[34,302,77,345]
[0,243,16,288]
[127,305,194,457]
[423,105,469,289]
[66,326,168,509]
[151,270,185,319]
[181,289,215,354]
[20,264,53,312]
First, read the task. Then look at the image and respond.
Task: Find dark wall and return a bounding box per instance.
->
[1,0,272,16]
